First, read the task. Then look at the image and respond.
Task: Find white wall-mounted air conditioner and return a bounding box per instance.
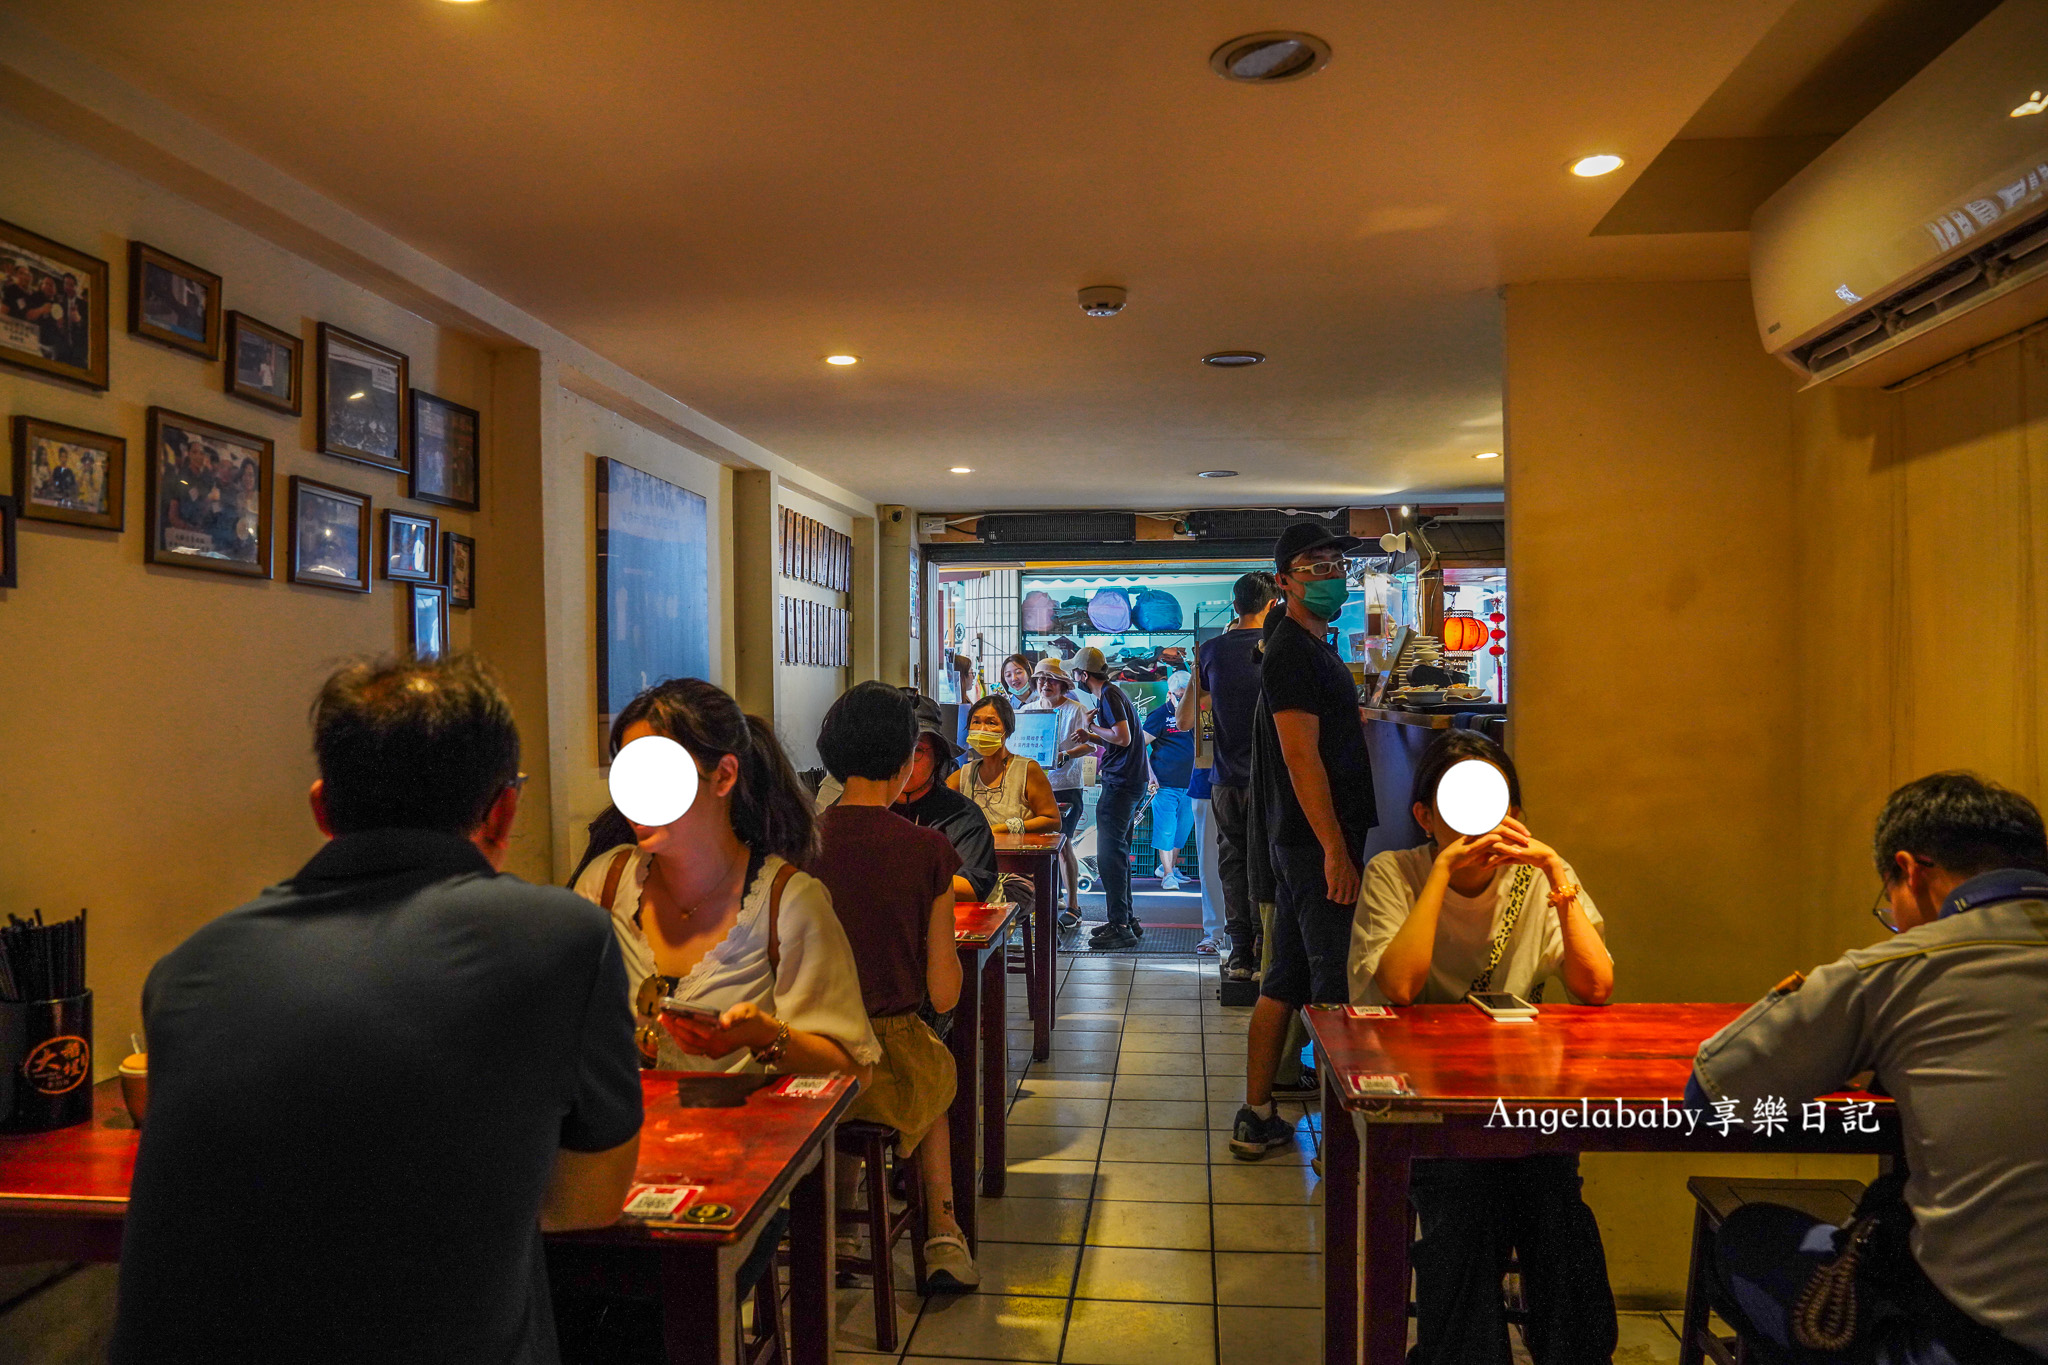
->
[1751,0,2048,387]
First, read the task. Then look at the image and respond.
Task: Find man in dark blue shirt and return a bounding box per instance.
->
[114,656,644,1365]
[1184,572,1275,979]
[1073,646,1148,949]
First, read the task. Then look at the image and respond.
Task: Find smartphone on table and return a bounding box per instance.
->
[1469,991,1537,1022]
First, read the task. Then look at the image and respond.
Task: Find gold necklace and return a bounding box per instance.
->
[653,847,747,925]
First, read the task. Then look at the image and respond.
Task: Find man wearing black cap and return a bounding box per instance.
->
[893,691,1002,906]
[1232,522,1377,1159]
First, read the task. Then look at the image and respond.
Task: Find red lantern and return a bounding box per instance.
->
[1489,645,1505,657]
[1442,614,1489,653]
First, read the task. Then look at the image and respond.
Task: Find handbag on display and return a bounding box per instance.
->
[1087,589,1132,632]
[1131,589,1183,632]
[1022,590,1057,633]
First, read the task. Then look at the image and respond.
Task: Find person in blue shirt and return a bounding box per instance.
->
[1143,671,1197,890]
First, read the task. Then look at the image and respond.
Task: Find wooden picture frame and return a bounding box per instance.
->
[12,416,125,531]
[0,218,109,390]
[317,323,408,471]
[0,494,16,589]
[128,242,221,360]
[442,531,475,609]
[287,475,371,593]
[143,408,272,578]
[409,583,449,660]
[382,508,439,583]
[408,389,480,511]
[224,311,302,415]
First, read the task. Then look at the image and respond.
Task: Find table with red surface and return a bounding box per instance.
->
[1308,1003,1903,1365]
[0,1071,858,1365]
[992,830,1063,1061]
[950,899,1020,1250]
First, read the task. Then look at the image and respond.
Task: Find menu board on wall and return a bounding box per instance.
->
[780,507,852,592]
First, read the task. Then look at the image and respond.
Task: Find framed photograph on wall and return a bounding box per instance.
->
[443,530,475,609]
[409,583,448,660]
[0,494,16,589]
[12,416,124,531]
[382,508,438,583]
[596,457,710,720]
[144,407,272,578]
[128,242,221,360]
[287,475,370,593]
[317,323,408,471]
[224,311,302,415]
[0,218,109,390]
[408,389,480,511]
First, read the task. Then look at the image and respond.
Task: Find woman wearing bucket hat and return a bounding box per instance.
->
[1023,657,1091,929]
[1070,646,1148,949]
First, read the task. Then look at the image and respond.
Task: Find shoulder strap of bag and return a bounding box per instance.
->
[1469,865,1537,996]
[600,846,633,918]
[766,862,797,976]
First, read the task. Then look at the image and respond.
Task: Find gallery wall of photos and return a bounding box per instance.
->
[780,506,852,593]
[780,596,851,669]
[0,215,481,657]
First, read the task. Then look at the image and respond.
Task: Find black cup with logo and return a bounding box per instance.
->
[1,990,93,1133]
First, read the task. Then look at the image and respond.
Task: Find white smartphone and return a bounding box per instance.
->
[661,999,724,1026]
[1469,991,1537,1022]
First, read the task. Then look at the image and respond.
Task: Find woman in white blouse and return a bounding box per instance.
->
[573,677,878,1079]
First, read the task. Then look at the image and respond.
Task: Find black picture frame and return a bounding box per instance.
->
[409,583,448,660]
[224,311,302,415]
[408,389,480,511]
[0,217,109,391]
[382,508,439,583]
[287,475,371,593]
[443,530,475,609]
[143,407,272,578]
[0,494,16,589]
[316,323,408,471]
[12,416,125,532]
[128,242,221,361]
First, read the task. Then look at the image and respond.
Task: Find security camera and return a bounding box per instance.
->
[1078,286,1128,318]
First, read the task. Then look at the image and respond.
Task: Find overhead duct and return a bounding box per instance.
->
[975,512,1138,544]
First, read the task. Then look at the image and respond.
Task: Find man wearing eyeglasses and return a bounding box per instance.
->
[1688,772,2048,1364]
[1232,521,1378,1159]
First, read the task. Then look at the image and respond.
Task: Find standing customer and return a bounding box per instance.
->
[1143,671,1197,890]
[998,653,1036,709]
[1023,657,1091,929]
[114,656,644,1364]
[1184,573,1275,980]
[1233,523,1377,1159]
[1071,645,1148,950]
[813,683,979,1289]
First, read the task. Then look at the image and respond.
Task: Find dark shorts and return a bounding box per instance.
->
[1260,839,1355,1006]
[1054,789,1085,837]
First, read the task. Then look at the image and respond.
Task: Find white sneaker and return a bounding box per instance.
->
[923,1233,980,1292]
[1160,871,1183,891]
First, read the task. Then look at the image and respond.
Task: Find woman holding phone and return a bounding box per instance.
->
[572,677,877,1079]
[1347,729,1616,1365]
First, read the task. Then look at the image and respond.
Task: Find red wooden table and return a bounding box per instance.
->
[951,899,1020,1250]
[0,1071,858,1365]
[1307,1003,1902,1365]
[993,831,1062,1061]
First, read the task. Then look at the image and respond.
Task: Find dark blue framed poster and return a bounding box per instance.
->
[596,457,710,719]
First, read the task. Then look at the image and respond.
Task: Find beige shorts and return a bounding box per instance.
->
[846,1011,958,1146]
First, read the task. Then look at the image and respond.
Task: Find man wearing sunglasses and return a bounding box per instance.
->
[1689,772,2048,1364]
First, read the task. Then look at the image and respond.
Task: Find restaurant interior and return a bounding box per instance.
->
[2,1,2046,1362]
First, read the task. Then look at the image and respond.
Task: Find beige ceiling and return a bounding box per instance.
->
[7,0,1810,509]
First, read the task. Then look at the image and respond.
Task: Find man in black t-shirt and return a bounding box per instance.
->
[1232,523,1377,1160]
[1073,646,1148,949]
[894,693,1001,904]
[1185,572,1275,978]
[114,656,644,1365]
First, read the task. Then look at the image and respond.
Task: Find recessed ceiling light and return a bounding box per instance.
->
[1570,154,1625,177]
[1196,470,1239,478]
[1201,351,1266,368]
[949,466,973,474]
[1475,451,1501,460]
[1211,32,1331,83]
[824,354,859,366]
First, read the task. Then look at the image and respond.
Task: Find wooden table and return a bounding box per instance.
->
[1307,1003,1902,1365]
[0,1072,857,1365]
[993,831,1063,1061]
[951,899,1020,1249]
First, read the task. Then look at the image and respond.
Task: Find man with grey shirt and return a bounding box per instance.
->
[1690,772,2048,1364]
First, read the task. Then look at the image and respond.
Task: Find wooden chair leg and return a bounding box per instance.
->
[866,1129,898,1353]
[748,1271,785,1365]
[904,1145,930,1295]
[1678,1204,1712,1365]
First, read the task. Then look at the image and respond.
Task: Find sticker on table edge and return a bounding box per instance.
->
[1345,1005,1393,1018]
[776,1075,840,1098]
[1344,1071,1415,1098]
[623,1183,705,1219]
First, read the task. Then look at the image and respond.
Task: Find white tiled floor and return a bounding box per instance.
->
[835,952,1683,1364]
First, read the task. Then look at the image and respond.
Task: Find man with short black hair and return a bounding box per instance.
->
[115,655,644,1365]
[1182,571,1275,980]
[1072,646,1149,949]
[1692,771,2048,1364]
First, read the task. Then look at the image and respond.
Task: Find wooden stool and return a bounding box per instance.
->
[836,1120,930,1352]
[743,1270,785,1365]
[1679,1176,1867,1365]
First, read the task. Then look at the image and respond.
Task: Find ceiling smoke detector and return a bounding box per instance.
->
[1210,32,1330,84]
[1201,350,1266,368]
[1078,286,1128,317]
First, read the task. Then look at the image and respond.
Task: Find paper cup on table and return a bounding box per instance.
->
[118,1052,148,1128]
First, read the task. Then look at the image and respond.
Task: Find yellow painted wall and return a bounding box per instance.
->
[0,114,544,1064]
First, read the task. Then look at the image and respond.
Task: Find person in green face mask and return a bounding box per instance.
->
[950,694,1063,838]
